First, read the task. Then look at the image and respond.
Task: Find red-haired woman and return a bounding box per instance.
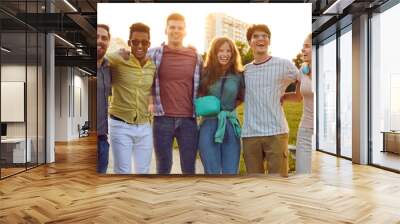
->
[198,37,244,174]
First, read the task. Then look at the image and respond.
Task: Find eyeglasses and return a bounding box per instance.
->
[130,39,150,46]
[252,34,269,40]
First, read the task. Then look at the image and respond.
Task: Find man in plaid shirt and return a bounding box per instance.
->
[147,13,203,174]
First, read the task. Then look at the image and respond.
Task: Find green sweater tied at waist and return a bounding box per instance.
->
[214,110,241,143]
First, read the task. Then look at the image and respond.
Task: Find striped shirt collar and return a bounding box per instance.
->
[252,56,272,65]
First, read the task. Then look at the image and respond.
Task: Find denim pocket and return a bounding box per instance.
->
[109,118,125,128]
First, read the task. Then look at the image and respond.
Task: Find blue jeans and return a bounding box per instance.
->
[153,116,198,174]
[198,118,240,174]
[97,135,109,173]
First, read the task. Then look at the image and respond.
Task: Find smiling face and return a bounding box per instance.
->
[97,27,110,60]
[217,42,232,68]
[129,31,150,61]
[302,35,312,64]
[249,30,270,56]
[165,20,186,47]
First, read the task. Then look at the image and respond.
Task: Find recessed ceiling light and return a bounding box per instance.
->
[78,67,93,76]
[63,0,78,12]
[54,34,75,48]
[1,47,11,53]
[323,0,355,15]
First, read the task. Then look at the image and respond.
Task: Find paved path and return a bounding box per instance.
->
[107,148,204,174]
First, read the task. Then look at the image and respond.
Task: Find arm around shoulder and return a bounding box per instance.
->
[285,59,300,82]
[281,80,302,103]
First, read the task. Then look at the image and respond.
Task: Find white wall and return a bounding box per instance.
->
[1,65,32,138]
[1,65,26,143]
[55,66,69,141]
[73,73,89,137]
[54,67,89,141]
[1,64,46,164]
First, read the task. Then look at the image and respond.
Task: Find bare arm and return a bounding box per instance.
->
[148,95,154,114]
[118,48,130,60]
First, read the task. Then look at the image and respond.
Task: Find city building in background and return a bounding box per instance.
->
[205,13,249,51]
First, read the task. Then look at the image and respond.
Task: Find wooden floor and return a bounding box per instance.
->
[1,167,26,177]
[372,150,400,171]
[1,135,400,223]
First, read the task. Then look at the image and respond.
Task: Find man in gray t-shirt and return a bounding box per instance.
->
[242,24,298,177]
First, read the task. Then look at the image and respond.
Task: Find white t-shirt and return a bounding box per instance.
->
[242,56,299,137]
[298,68,314,129]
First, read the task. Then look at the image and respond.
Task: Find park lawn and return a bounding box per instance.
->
[283,101,303,146]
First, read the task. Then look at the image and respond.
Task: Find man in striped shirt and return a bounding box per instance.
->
[242,24,299,177]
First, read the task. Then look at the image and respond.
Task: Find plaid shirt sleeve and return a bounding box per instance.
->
[148,46,204,117]
[147,47,165,116]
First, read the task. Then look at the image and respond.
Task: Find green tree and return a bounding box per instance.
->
[201,52,206,62]
[235,40,253,65]
[107,38,128,54]
[292,52,303,69]
[235,40,247,57]
[284,52,304,92]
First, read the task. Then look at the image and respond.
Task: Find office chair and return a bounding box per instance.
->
[78,121,90,138]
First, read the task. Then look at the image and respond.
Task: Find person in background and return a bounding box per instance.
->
[96,24,112,174]
[281,34,314,174]
[197,37,244,174]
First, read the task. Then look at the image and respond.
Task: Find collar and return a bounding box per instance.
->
[130,54,152,67]
[253,56,272,65]
[100,58,110,68]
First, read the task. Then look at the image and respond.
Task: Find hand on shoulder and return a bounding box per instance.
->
[187,44,197,53]
[118,48,130,61]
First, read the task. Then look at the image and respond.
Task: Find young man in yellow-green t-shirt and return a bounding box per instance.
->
[107,23,156,174]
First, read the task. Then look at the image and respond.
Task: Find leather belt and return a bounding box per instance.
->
[110,115,133,124]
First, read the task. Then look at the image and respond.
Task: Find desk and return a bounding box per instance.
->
[382,131,400,154]
[1,138,31,163]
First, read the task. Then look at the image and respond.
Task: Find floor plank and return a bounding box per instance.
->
[0,135,400,223]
